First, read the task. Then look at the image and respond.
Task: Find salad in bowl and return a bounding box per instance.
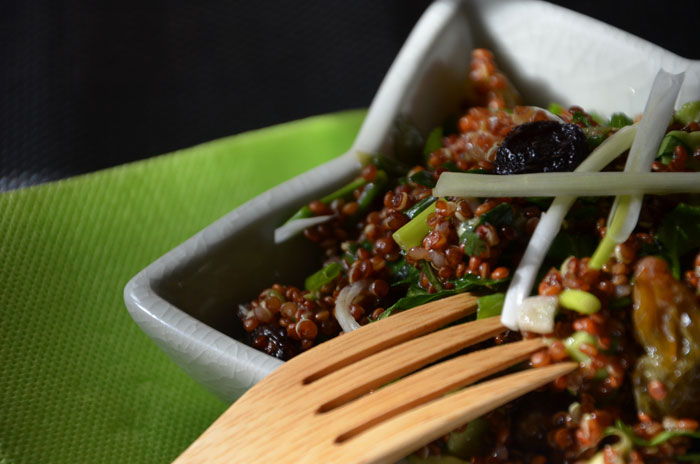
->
[237,49,700,463]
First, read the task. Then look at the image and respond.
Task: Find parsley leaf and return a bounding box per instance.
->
[656,203,700,279]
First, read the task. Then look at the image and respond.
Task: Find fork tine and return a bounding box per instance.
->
[322,338,545,438]
[309,316,505,410]
[334,362,578,464]
[298,292,479,383]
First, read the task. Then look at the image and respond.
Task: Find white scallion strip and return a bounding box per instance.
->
[333,280,368,332]
[500,124,637,330]
[590,70,685,269]
[608,71,684,242]
[274,215,334,244]
[517,296,559,334]
[434,172,700,197]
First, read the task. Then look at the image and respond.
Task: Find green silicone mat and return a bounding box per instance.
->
[0,109,366,464]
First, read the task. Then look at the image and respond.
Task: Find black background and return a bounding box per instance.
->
[2,1,698,191]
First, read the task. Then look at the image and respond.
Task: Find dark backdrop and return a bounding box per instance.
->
[2,1,698,191]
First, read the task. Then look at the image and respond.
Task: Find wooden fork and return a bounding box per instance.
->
[174,292,577,463]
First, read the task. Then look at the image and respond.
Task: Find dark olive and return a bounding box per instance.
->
[494,121,588,175]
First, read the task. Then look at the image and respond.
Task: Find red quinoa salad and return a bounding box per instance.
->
[237,49,700,463]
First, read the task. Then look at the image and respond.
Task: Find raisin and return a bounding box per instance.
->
[249,324,298,360]
[494,121,588,174]
[632,257,700,419]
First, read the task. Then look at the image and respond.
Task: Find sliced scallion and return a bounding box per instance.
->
[590,70,685,269]
[434,171,700,198]
[392,201,437,252]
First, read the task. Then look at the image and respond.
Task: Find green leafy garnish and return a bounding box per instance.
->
[609,112,634,128]
[404,196,436,220]
[421,260,443,292]
[572,110,594,127]
[380,290,455,318]
[387,257,421,287]
[479,203,514,228]
[656,130,700,170]
[605,420,700,448]
[548,102,564,116]
[305,262,342,291]
[477,293,505,319]
[380,274,507,317]
[352,169,388,220]
[656,203,700,279]
[461,231,487,257]
[408,170,437,188]
[676,100,700,124]
[285,176,367,222]
[457,203,513,258]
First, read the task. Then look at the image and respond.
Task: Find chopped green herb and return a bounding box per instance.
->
[656,203,700,278]
[609,112,634,128]
[352,169,388,220]
[421,260,443,292]
[548,102,564,116]
[676,100,700,124]
[404,196,436,220]
[285,176,367,223]
[477,293,505,319]
[305,262,342,291]
[656,130,700,170]
[387,258,421,286]
[479,203,514,228]
[461,231,487,257]
[605,420,700,448]
[380,274,507,317]
[572,111,594,127]
[408,170,437,188]
[380,290,455,318]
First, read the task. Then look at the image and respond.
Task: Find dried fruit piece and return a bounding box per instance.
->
[494,121,588,174]
[632,256,700,418]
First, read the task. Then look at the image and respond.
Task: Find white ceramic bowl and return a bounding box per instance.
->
[124,0,700,402]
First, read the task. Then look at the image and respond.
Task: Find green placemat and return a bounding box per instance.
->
[0,109,366,464]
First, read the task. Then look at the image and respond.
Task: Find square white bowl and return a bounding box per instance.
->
[124,0,700,402]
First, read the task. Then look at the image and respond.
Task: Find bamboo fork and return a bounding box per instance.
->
[174,292,577,464]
